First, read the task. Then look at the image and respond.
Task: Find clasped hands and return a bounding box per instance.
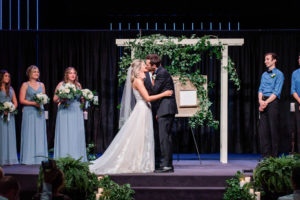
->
[259,100,268,112]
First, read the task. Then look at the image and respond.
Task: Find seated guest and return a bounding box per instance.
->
[0,176,20,200]
[33,160,71,200]
[278,164,300,200]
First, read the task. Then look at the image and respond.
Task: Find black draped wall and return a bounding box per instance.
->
[0,30,299,155]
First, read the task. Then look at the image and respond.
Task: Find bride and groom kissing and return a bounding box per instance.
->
[89,54,178,174]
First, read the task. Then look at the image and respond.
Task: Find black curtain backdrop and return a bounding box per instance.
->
[0,30,299,155]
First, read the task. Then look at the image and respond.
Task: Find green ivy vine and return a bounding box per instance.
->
[118,34,240,129]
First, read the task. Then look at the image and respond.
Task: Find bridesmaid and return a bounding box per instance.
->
[0,70,19,165]
[53,67,87,161]
[19,65,48,164]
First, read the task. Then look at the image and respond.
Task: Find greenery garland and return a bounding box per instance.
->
[118,34,240,129]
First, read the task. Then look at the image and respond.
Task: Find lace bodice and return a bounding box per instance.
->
[133,89,144,101]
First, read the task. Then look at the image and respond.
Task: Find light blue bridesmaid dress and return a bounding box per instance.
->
[54,84,87,162]
[0,88,19,165]
[20,83,48,164]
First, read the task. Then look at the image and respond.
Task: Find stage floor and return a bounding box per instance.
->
[1,155,260,200]
[2,159,259,176]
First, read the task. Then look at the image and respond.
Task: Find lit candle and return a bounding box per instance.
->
[240,180,246,188]
[44,111,48,120]
[96,193,101,200]
[255,191,261,200]
[98,188,103,194]
[291,102,295,112]
[245,176,251,183]
[83,111,88,120]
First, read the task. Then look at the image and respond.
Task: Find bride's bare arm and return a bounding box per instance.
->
[134,79,172,102]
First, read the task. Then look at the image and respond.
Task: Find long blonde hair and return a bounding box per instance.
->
[130,59,144,83]
[63,67,80,87]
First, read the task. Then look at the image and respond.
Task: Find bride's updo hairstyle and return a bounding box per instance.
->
[130,59,143,83]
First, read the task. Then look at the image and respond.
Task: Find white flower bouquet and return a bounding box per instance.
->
[33,93,50,114]
[80,88,98,109]
[0,101,17,122]
[55,83,80,108]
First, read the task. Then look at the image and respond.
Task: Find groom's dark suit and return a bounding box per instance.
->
[145,72,160,168]
[145,66,178,169]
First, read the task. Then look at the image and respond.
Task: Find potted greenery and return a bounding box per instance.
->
[253,154,300,199]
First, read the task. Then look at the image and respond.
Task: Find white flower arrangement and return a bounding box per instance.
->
[55,83,80,108]
[80,88,98,109]
[0,101,17,122]
[33,93,50,114]
[81,89,94,101]
[270,73,276,78]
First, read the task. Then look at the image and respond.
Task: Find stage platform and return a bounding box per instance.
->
[2,154,260,200]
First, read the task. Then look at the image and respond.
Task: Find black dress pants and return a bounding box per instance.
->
[259,98,280,158]
[157,114,175,167]
[294,102,300,153]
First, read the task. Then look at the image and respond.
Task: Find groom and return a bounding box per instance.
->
[144,54,178,173]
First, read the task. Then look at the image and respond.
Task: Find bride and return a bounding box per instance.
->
[89,59,172,174]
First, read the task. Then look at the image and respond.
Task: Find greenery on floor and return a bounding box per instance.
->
[253,154,300,199]
[37,156,135,200]
[224,154,300,200]
[98,175,135,200]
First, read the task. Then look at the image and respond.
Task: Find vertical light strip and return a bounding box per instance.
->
[36,0,39,30]
[18,0,20,30]
[9,0,11,30]
[0,0,2,30]
[27,0,29,30]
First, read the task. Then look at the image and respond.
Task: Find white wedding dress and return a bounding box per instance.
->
[89,89,155,174]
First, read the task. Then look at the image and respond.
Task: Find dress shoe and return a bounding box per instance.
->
[154,166,174,173]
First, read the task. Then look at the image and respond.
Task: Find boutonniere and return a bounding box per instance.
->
[152,74,157,80]
[270,73,276,78]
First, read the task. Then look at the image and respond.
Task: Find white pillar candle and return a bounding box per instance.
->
[240,180,246,188]
[255,191,261,200]
[291,102,295,112]
[44,111,48,120]
[245,176,251,183]
[83,111,88,120]
[96,193,101,200]
[98,188,103,194]
[94,95,99,103]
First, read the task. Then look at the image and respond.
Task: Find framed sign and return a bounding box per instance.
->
[179,90,197,107]
[172,76,207,117]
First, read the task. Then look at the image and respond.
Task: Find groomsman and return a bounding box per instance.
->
[290,53,300,153]
[258,52,284,158]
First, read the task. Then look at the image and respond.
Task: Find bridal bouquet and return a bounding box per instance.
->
[55,83,80,108]
[0,101,18,122]
[80,88,98,109]
[33,93,50,114]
